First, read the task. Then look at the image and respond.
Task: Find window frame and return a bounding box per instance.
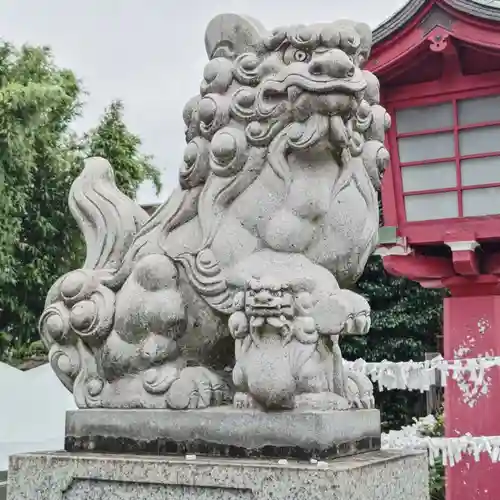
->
[385,79,500,245]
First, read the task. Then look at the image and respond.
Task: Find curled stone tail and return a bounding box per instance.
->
[69,157,149,271]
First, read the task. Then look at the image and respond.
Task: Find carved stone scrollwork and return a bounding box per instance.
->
[39,268,114,406]
[198,94,231,140]
[209,127,249,177]
[200,57,234,96]
[233,53,261,86]
[230,87,257,121]
[179,137,210,189]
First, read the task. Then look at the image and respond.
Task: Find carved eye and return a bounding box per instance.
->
[294,50,309,62]
[283,46,311,65]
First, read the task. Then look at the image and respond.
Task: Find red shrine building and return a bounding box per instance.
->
[367,1,500,499]
[369,0,500,272]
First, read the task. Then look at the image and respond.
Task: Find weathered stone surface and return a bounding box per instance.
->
[65,408,380,460]
[38,13,391,412]
[7,450,429,500]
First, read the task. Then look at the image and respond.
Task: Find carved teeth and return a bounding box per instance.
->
[287,85,303,103]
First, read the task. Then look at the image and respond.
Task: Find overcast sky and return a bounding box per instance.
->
[0,0,408,204]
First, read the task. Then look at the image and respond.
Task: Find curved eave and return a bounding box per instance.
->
[451,0,500,21]
[373,0,427,44]
[373,0,500,45]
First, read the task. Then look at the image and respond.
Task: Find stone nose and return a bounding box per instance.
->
[308,49,356,79]
[254,290,274,304]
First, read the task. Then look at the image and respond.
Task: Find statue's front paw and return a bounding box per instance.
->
[166,366,227,409]
[337,290,371,335]
[233,392,262,410]
[343,311,371,335]
[344,369,375,409]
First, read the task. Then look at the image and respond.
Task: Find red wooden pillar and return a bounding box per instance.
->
[383,251,500,500]
[444,288,500,500]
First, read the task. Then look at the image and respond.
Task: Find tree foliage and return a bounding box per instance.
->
[418,408,445,500]
[84,100,161,199]
[0,43,161,362]
[342,256,445,430]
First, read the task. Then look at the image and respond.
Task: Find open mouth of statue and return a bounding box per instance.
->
[256,71,366,120]
[245,305,294,318]
[260,71,366,99]
[244,293,295,318]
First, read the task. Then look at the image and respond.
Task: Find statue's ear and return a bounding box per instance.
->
[205,13,267,60]
[354,22,372,60]
[328,20,372,61]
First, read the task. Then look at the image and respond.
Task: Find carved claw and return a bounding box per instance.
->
[358,313,371,334]
[344,312,371,335]
[233,392,262,410]
[344,368,375,409]
[143,361,183,394]
[362,393,376,409]
[329,289,371,336]
[344,315,355,334]
[350,395,363,409]
[165,366,226,409]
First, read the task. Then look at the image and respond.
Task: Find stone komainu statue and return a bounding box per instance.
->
[39,14,391,411]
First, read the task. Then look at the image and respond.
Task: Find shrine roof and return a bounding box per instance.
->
[373,0,500,44]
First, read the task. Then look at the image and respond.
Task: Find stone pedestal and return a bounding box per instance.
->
[7,450,429,500]
[65,408,381,460]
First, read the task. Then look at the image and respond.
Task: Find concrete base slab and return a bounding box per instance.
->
[65,408,380,460]
[7,450,429,500]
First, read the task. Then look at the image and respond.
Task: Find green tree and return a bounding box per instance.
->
[84,100,161,198]
[0,43,161,363]
[342,256,445,430]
